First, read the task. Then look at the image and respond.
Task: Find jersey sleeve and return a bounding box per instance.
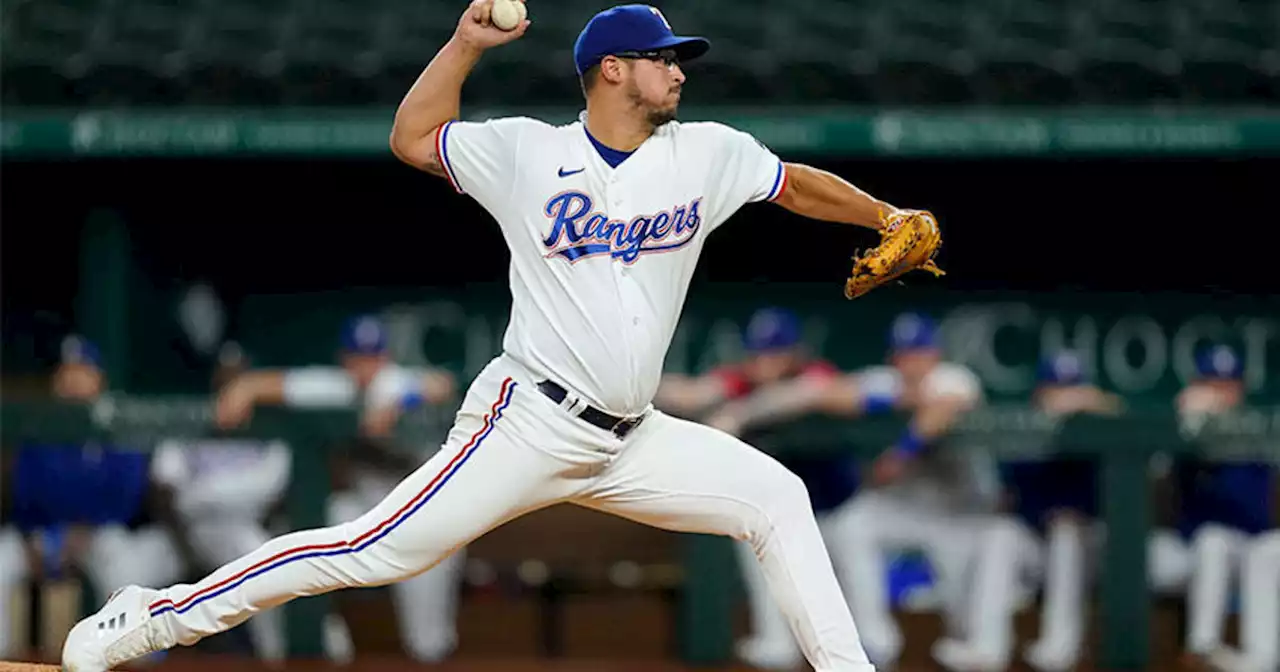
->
[699,123,787,233]
[696,122,783,232]
[856,366,903,400]
[281,367,359,408]
[925,364,985,405]
[435,116,543,204]
[364,365,421,410]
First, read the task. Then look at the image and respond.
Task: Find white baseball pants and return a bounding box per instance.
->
[1185,525,1280,670]
[822,490,985,667]
[324,485,464,663]
[182,520,288,661]
[140,354,875,672]
[948,515,1190,670]
[0,527,25,658]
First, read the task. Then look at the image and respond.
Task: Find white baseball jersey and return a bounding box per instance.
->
[857,362,984,407]
[151,438,291,521]
[435,112,787,416]
[282,364,426,412]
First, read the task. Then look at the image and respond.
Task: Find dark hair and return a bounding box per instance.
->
[579,64,601,96]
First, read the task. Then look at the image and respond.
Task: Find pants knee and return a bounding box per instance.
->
[1148,531,1191,592]
[986,517,1026,547]
[1245,531,1280,566]
[1192,523,1240,557]
[744,468,813,542]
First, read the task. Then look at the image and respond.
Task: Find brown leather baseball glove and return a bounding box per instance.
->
[845,209,945,299]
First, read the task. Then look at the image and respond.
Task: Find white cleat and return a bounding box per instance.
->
[931,637,1008,672]
[735,635,804,670]
[1023,638,1081,672]
[61,585,162,672]
[1206,647,1276,672]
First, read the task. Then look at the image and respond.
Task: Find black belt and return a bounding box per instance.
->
[536,379,646,439]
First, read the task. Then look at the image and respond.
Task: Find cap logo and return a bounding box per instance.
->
[648,6,672,30]
[354,318,383,348]
[1211,346,1237,375]
[749,315,779,341]
[1055,354,1081,379]
[894,316,921,343]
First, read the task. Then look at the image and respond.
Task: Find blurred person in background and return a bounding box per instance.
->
[0,336,185,660]
[929,350,1189,672]
[705,311,991,669]
[818,312,990,670]
[655,306,858,670]
[1175,344,1280,672]
[213,314,459,664]
[1,424,23,659]
[147,342,291,664]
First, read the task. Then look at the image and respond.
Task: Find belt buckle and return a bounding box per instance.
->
[610,413,644,439]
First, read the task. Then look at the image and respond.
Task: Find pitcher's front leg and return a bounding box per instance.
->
[580,412,876,672]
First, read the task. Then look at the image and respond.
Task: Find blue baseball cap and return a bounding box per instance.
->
[889,312,938,352]
[1037,351,1087,386]
[573,5,711,76]
[341,315,387,355]
[1196,344,1243,380]
[60,335,101,367]
[744,307,802,353]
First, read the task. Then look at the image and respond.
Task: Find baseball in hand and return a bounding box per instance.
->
[490,0,527,31]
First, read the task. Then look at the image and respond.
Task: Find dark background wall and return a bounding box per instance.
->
[4,155,1275,383]
[4,155,1273,297]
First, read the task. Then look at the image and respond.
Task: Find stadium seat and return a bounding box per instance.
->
[1,0,1275,107]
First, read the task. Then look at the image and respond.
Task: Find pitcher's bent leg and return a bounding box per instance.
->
[581,412,874,672]
[145,379,561,652]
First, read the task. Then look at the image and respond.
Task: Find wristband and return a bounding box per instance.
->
[400,391,425,410]
[861,392,897,415]
[896,426,926,457]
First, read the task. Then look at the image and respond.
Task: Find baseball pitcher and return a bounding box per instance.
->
[62,5,947,671]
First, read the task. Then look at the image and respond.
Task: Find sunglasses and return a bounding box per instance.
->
[611,48,681,67]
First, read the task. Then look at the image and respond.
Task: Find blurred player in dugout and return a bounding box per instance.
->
[148,342,293,663]
[659,309,994,671]
[213,314,460,664]
[1173,345,1279,672]
[932,349,1191,672]
[0,337,186,661]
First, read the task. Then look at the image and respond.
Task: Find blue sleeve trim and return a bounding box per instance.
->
[437,121,465,194]
[766,161,786,201]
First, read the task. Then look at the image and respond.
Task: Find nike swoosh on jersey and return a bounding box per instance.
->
[558,167,586,178]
